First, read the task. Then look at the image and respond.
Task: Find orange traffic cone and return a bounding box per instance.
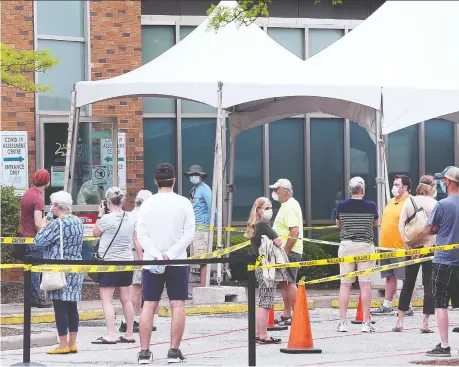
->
[280,283,322,354]
[267,308,288,331]
[351,294,375,325]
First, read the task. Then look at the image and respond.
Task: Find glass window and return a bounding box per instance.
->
[178,26,216,114]
[143,118,177,193]
[142,26,176,113]
[310,118,344,220]
[233,127,264,221]
[269,118,305,214]
[388,125,419,186]
[308,29,343,57]
[182,119,216,196]
[37,0,84,37]
[350,121,377,203]
[37,40,85,111]
[425,119,454,176]
[267,28,305,59]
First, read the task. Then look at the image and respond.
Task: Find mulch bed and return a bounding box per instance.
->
[411,359,459,366]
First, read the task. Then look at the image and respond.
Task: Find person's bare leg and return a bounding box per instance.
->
[385,275,397,302]
[200,265,207,287]
[170,300,186,349]
[58,334,69,349]
[99,287,117,341]
[359,281,371,323]
[131,284,143,317]
[69,332,78,348]
[287,283,297,315]
[436,308,449,344]
[140,301,159,350]
[395,310,405,328]
[257,308,270,340]
[281,283,290,317]
[422,314,430,329]
[339,283,352,321]
[119,286,135,339]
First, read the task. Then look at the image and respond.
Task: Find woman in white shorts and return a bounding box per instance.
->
[335,177,379,333]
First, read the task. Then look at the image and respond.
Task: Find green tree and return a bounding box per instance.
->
[1,43,58,92]
[207,0,342,31]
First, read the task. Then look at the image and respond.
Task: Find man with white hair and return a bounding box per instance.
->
[335,177,379,333]
[119,190,153,334]
[270,178,303,325]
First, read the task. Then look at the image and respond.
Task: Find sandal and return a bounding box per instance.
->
[91,337,117,345]
[118,336,135,343]
[420,327,434,334]
[258,337,281,344]
[392,326,403,332]
[274,316,292,326]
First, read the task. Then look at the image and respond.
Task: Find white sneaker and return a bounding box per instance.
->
[362,322,375,333]
[337,321,348,332]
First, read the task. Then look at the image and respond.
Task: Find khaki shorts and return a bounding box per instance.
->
[191,231,210,257]
[338,240,375,284]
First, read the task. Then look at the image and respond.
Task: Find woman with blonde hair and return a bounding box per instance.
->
[393,175,438,333]
[245,197,283,344]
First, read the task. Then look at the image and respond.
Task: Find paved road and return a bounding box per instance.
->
[1,308,458,366]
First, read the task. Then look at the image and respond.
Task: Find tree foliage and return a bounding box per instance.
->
[207,0,343,31]
[1,186,21,264]
[1,43,58,92]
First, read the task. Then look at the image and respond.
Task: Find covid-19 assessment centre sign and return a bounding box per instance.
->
[0,131,28,195]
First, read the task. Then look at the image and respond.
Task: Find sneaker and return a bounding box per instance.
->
[426,344,451,357]
[119,321,127,333]
[337,321,348,332]
[133,321,139,333]
[30,297,52,308]
[370,305,393,315]
[362,322,376,333]
[405,308,414,316]
[167,349,186,364]
[452,327,459,333]
[138,350,153,365]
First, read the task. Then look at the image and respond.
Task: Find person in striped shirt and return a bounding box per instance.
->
[335,177,379,333]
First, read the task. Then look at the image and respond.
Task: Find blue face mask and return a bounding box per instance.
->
[440,181,447,194]
[190,176,201,185]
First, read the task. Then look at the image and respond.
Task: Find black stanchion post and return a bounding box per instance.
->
[247,266,256,366]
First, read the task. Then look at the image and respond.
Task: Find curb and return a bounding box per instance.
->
[0,310,104,325]
[1,331,56,351]
[157,301,314,317]
[330,299,424,309]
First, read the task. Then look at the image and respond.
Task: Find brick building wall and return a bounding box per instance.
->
[90,0,144,208]
[1,1,36,182]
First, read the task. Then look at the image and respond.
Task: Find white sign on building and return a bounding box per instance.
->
[100,133,126,189]
[0,131,28,195]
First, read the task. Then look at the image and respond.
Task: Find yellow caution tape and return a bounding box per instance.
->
[196,225,337,233]
[1,236,98,245]
[187,240,250,260]
[255,243,459,270]
[248,254,264,271]
[306,256,434,284]
[0,264,27,270]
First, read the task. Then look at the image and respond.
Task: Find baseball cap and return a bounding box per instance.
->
[155,163,175,181]
[33,169,50,186]
[434,166,459,183]
[269,178,292,190]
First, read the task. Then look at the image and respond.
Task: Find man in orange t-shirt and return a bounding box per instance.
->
[372,175,412,315]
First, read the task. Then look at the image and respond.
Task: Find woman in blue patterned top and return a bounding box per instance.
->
[35,191,84,355]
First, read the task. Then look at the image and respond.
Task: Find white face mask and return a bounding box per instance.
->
[190,176,201,185]
[271,191,279,202]
[391,186,400,197]
[262,209,273,221]
[432,189,437,198]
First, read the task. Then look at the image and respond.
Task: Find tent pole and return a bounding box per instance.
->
[225,134,236,277]
[64,90,76,193]
[216,81,224,286]
[375,110,384,234]
[68,107,80,195]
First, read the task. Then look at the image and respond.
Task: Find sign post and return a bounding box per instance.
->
[0,131,28,195]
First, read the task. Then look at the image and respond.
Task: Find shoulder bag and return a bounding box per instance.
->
[403,197,428,248]
[40,218,67,292]
[89,212,125,283]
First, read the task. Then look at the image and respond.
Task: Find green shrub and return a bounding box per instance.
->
[318,232,340,259]
[1,186,21,264]
[298,242,335,282]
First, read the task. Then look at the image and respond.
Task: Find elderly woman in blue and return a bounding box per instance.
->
[35,191,84,355]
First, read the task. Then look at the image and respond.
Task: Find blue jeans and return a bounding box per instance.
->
[29,244,43,299]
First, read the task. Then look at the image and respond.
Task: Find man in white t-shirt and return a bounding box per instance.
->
[136,163,195,365]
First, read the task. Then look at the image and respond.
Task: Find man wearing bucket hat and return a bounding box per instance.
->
[185,164,212,287]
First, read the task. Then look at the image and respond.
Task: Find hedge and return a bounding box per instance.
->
[1,186,21,264]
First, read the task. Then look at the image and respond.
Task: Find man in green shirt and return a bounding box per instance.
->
[271,179,303,325]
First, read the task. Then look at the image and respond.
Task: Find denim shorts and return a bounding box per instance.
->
[142,266,189,302]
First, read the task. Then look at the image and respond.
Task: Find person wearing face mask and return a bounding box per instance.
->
[245,197,285,344]
[392,175,438,333]
[270,179,303,325]
[424,166,459,357]
[372,174,413,315]
[335,177,379,333]
[184,164,212,287]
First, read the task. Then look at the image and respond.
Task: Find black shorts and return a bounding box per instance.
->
[431,263,459,309]
[142,266,189,302]
[99,271,133,288]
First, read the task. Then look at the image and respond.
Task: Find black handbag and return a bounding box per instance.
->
[88,212,125,283]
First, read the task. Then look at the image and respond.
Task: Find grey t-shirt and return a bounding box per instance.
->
[428,196,459,266]
[98,211,135,261]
